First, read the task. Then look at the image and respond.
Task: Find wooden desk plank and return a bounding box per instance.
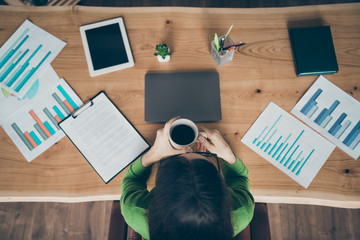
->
[0,4,359,207]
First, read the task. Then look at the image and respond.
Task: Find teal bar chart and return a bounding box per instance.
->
[0,19,66,98]
[242,102,335,188]
[292,76,360,159]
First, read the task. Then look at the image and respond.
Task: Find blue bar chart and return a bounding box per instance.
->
[291,76,360,159]
[242,102,335,188]
[0,19,66,98]
[1,77,83,162]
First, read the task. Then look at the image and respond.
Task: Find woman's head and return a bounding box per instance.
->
[148,153,233,240]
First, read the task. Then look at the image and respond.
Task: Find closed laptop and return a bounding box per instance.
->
[145,72,222,123]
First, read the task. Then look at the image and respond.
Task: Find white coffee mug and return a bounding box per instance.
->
[169,118,199,149]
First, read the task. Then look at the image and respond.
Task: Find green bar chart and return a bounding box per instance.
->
[0,19,66,98]
[242,102,335,188]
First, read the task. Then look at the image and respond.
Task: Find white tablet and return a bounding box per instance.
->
[80,17,134,77]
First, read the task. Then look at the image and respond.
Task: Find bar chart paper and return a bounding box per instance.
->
[0,66,59,125]
[241,102,335,188]
[0,19,66,98]
[291,76,360,159]
[1,74,83,162]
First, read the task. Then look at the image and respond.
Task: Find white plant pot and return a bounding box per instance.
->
[157,54,170,62]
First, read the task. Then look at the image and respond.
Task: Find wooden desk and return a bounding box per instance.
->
[0,4,359,207]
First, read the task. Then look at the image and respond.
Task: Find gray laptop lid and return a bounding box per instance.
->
[145,72,221,123]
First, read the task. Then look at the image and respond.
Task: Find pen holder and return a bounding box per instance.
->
[211,34,234,66]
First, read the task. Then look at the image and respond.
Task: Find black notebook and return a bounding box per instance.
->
[289,26,338,76]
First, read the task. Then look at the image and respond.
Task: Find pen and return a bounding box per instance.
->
[227,46,235,52]
[223,42,245,50]
[220,37,224,52]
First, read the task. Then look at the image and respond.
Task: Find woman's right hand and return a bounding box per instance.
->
[197,128,236,164]
[141,117,191,167]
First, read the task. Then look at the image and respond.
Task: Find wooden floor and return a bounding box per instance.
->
[0,201,360,240]
[0,0,360,239]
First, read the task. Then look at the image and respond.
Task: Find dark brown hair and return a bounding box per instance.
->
[148,155,233,240]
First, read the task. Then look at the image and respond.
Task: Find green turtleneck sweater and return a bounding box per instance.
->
[120,154,254,240]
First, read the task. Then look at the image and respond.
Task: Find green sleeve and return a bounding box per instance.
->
[120,155,151,240]
[223,155,255,236]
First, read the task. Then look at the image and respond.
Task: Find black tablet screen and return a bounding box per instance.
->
[85,23,129,70]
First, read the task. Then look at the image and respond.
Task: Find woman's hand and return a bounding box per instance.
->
[142,117,191,167]
[197,128,236,164]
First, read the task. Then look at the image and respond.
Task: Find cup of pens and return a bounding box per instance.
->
[211,34,235,66]
[211,25,245,66]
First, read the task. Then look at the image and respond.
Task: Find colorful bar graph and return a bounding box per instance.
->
[53,105,65,120]
[54,115,62,123]
[11,123,34,151]
[57,85,79,110]
[29,109,52,137]
[24,131,38,148]
[43,108,60,130]
[63,100,75,112]
[2,70,83,162]
[34,123,48,140]
[52,93,71,115]
[29,131,42,145]
[43,121,55,135]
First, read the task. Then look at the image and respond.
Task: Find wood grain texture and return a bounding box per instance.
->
[77,0,360,7]
[0,4,359,207]
[0,201,359,240]
[267,203,360,240]
[0,201,112,240]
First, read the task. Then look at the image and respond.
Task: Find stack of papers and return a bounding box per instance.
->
[242,76,360,188]
[0,20,83,162]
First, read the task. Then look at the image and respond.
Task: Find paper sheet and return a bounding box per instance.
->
[291,76,360,159]
[59,92,149,183]
[0,19,66,98]
[1,70,83,162]
[241,102,335,188]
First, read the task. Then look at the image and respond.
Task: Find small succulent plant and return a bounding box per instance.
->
[154,43,171,59]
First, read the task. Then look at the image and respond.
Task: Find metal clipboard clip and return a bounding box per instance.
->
[71,100,94,118]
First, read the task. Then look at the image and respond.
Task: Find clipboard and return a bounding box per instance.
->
[59,91,150,183]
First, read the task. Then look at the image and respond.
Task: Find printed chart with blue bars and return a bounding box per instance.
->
[242,102,335,188]
[0,19,66,98]
[2,78,83,162]
[291,76,360,159]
